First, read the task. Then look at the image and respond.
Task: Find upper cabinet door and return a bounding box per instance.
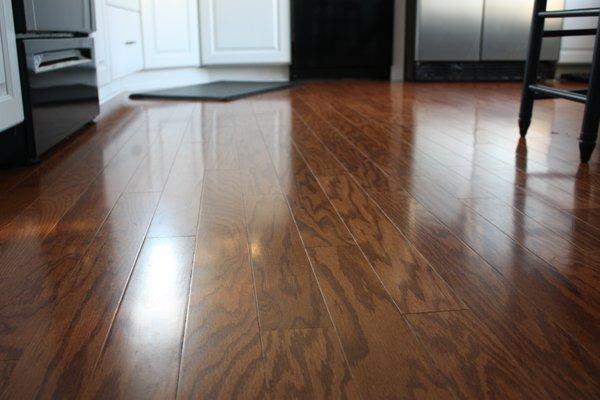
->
[199,0,290,65]
[141,0,200,69]
[0,0,24,132]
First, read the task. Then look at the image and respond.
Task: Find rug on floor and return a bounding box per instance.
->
[129,80,293,102]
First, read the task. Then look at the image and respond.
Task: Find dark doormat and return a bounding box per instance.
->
[129,80,293,102]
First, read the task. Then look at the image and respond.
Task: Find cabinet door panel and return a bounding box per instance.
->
[0,0,24,131]
[108,7,144,79]
[141,0,200,69]
[200,0,290,65]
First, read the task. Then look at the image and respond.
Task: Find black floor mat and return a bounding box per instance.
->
[130,80,293,102]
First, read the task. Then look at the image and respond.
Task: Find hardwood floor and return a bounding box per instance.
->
[0,81,599,399]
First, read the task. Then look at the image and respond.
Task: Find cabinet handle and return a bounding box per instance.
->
[124,41,136,45]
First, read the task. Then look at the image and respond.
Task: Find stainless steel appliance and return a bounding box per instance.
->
[405,0,564,80]
[0,0,99,164]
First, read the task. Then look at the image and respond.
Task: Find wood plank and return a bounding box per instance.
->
[85,237,195,399]
[374,185,600,355]
[235,115,281,196]
[0,121,158,277]
[146,142,205,238]
[462,197,600,279]
[307,245,456,399]
[244,194,330,330]
[366,186,600,399]
[0,132,165,362]
[406,310,547,400]
[319,173,464,313]
[125,121,188,193]
[0,192,160,399]
[262,328,360,399]
[271,143,353,248]
[451,164,600,254]
[177,170,266,399]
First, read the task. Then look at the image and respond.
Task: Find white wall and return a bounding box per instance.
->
[559,0,599,64]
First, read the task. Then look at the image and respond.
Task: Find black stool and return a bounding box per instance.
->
[519,0,600,163]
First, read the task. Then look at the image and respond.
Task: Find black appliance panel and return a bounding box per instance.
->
[19,37,99,156]
[291,0,394,79]
[12,0,95,34]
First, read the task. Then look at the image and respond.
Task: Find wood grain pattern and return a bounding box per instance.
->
[244,194,330,330]
[0,82,599,399]
[376,183,600,356]
[262,328,360,399]
[308,245,456,399]
[0,118,157,277]
[406,310,546,399]
[1,192,160,399]
[319,173,464,313]
[273,144,353,248]
[85,237,195,400]
[177,170,266,399]
[368,187,600,399]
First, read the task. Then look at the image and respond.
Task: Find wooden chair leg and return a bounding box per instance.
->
[519,0,548,137]
[579,18,600,163]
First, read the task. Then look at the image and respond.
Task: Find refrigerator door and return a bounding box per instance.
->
[415,0,485,61]
[481,0,564,61]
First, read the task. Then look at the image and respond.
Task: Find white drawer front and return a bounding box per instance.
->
[108,6,144,79]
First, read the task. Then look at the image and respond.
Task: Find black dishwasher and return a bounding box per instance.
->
[290,0,395,80]
[16,37,99,159]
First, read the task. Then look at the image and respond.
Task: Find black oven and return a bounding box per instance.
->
[12,0,95,34]
[17,37,99,158]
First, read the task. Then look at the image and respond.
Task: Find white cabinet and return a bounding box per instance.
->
[199,0,290,65]
[93,0,112,86]
[107,6,144,79]
[0,0,23,131]
[141,0,200,68]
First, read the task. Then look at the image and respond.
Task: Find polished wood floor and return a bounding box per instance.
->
[0,81,599,399]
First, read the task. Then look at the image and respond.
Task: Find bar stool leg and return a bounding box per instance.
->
[519,0,548,137]
[579,18,600,163]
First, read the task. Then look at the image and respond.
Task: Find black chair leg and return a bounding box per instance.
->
[579,18,600,163]
[519,0,548,137]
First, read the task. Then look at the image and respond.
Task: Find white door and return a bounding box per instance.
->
[0,0,23,132]
[199,0,290,65]
[141,0,200,69]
